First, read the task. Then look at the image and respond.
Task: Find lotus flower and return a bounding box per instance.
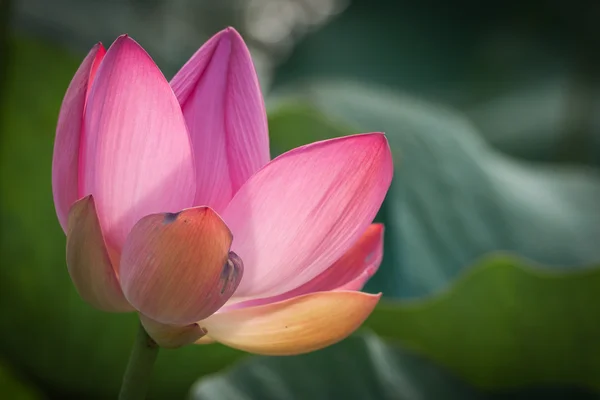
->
[52,27,393,355]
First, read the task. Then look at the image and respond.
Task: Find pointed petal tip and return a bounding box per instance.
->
[356,132,390,154]
[361,132,393,175]
[80,193,93,205]
[363,131,388,143]
[371,222,384,234]
[211,26,248,54]
[93,42,105,51]
[207,28,233,48]
[221,26,242,40]
[108,34,144,55]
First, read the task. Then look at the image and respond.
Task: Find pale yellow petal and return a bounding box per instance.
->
[200,291,380,355]
[194,335,216,345]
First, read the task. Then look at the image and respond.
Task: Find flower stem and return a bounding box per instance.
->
[119,321,160,400]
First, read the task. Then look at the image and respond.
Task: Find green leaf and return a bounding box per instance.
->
[191,334,479,400]
[191,333,599,400]
[274,2,600,166]
[268,82,600,298]
[0,35,244,399]
[365,254,600,391]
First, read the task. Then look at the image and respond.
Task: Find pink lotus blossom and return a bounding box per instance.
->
[52,27,393,354]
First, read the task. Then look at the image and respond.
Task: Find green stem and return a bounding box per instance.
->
[119,321,160,400]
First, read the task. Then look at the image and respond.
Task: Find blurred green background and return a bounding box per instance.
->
[1,0,600,398]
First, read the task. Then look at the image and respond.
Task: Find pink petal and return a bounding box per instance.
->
[228,224,384,309]
[170,27,269,212]
[139,314,207,348]
[223,133,393,299]
[199,291,381,355]
[81,35,196,251]
[334,228,382,291]
[66,196,133,312]
[120,207,242,325]
[52,43,105,233]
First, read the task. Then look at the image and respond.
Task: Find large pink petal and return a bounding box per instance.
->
[170,27,269,212]
[223,133,393,299]
[227,223,384,309]
[81,35,196,250]
[199,291,381,355]
[52,43,105,233]
[120,207,241,325]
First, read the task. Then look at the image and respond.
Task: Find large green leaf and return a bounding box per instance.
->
[273,1,600,166]
[268,83,600,298]
[191,333,599,400]
[191,334,479,400]
[0,35,244,399]
[366,254,600,391]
